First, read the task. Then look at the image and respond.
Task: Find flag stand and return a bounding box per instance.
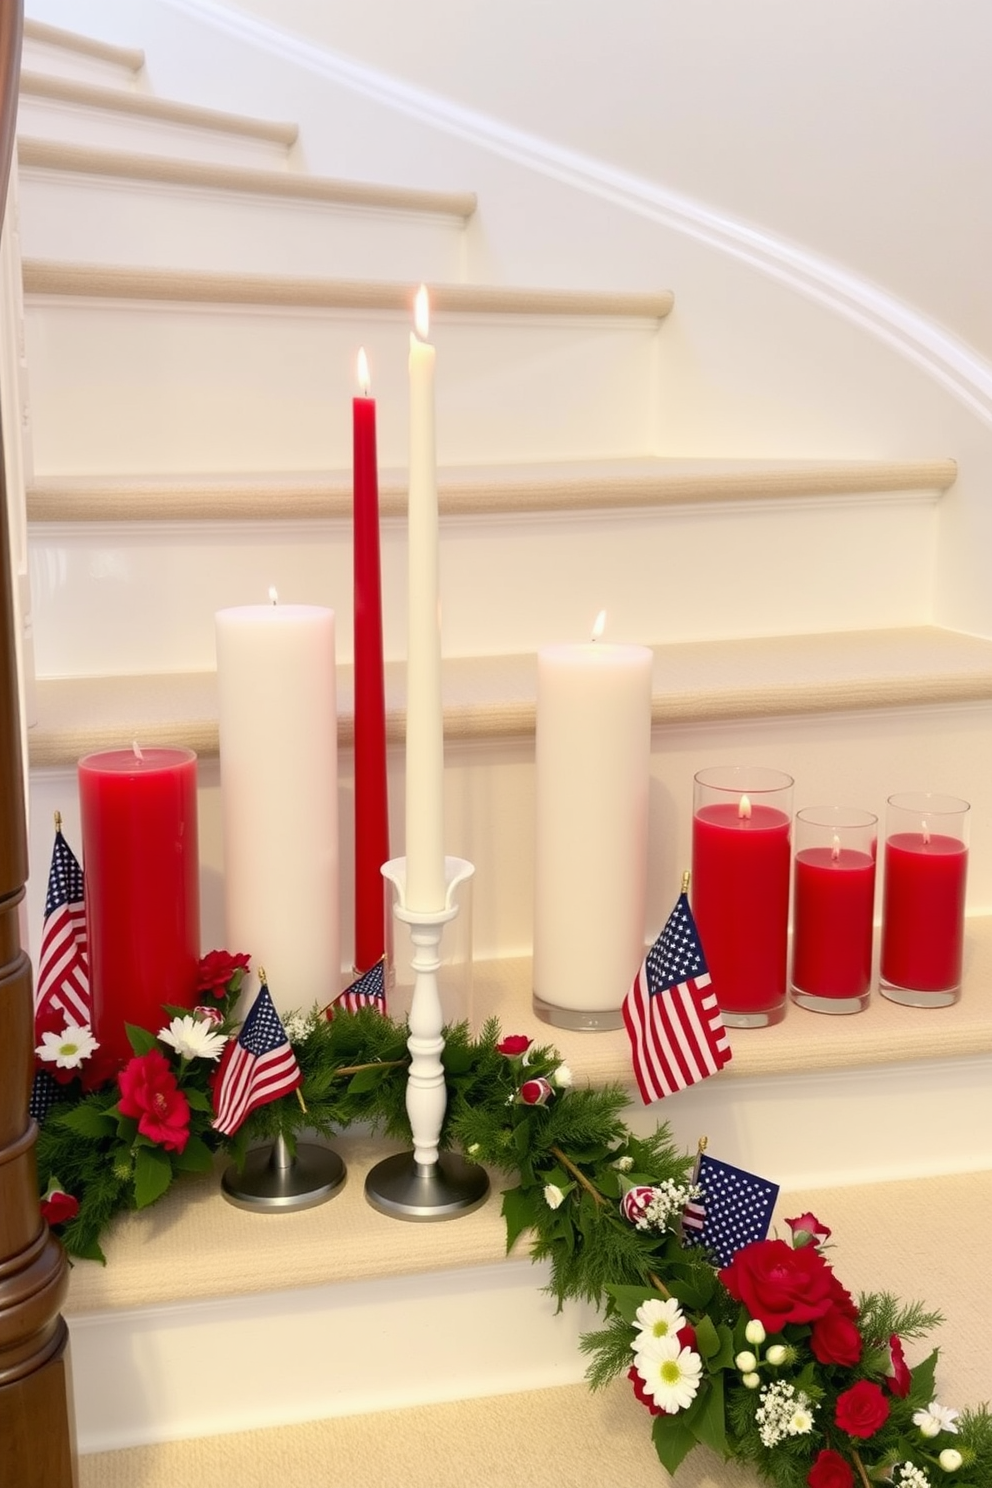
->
[365,855,490,1220]
[221,1130,346,1212]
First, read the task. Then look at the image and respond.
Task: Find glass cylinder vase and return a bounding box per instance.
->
[791,806,877,1015]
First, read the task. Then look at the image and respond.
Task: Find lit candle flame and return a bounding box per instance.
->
[269,586,278,605]
[357,346,370,397]
[831,833,841,862]
[414,284,430,341]
[738,794,752,821]
[922,818,930,845]
[591,610,607,642]
[132,739,144,761]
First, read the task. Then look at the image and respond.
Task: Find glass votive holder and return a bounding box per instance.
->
[791,807,877,1015]
[692,766,793,1028]
[880,792,969,1008]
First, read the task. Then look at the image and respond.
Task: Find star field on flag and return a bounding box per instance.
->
[212,980,302,1138]
[328,956,387,1017]
[681,1150,779,1267]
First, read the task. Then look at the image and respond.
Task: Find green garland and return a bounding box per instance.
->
[34,970,991,1488]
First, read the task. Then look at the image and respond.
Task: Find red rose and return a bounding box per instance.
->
[620,1186,656,1224]
[883,1334,912,1397]
[496,1035,532,1057]
[810,1306,863,1367]
[40,1190,79,1227]
[785,1210,831,1248]
[807,1449,854,1488]
[520,1077,553,1105]
[718,1239,836,1331]
[117,1049,190,1153]
[627,1365,664,1417]
[197,950,251,998]
[834,1380,889,1438]
[827,1270,859,1321]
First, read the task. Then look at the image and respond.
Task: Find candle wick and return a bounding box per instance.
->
[921,818,930,846]
[738,794,752,821]
[269,587,278,606]
[132,739,144,762]
[831,834,841,862]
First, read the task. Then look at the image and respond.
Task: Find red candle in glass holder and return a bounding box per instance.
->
[79,745,200,1067]
[790,806,877,1014]
[880,792,969,1007]
[692,767,793,1027]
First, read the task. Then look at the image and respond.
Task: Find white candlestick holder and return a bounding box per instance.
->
[364,855,490,1221]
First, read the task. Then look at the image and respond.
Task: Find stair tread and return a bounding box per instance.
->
[17,136,477,219]
[18,70,298,146]
[22,18,145,74]
[61,928,991,1318]
[27,626,992,765]
[22,259,674,318]
[26,456,957,522]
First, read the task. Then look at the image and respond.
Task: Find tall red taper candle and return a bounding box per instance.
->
[353,348,389,972]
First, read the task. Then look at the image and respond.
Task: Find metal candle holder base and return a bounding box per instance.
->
[365,855,490,1222]
[221,1132,346,1212]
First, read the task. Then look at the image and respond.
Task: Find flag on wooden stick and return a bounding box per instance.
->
[35,813,90,1030]
[622,874,731,1104]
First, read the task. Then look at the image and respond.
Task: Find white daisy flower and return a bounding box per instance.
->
[913,1402,960,1438]
[789,1408,814,1436]
[544,1183,565,1210]
[632,1296,685,1348]
[36,1022,99,1069]
[158,1014,227,1062]
[631,1339,702,1413]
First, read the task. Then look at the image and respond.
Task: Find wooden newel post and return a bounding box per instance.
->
[0,4,79,1482]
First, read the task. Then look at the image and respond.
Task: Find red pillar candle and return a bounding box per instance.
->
[353,348,389,973]
[881,792,969,1007]
[691,766,793,1027]
[79,746,200,1066]
[791,807,877,1014]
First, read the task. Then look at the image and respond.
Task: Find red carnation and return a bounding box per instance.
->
[520,1077,554,1106]
[834,1379,889,1439]
[627,1365,664,1417]
[785,1210,831,1249]
[807,1449,854,1488]
[40,1189,79,1227]
[810,1306,863,1367]
[719,1238,836,1331]
[620,1186,657,1225]
[496,1035,532,1057]
[883,1334,912,1397]
[117,1049,190,1153]
[197,950,251,998]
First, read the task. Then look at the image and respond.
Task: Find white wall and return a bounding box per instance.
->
[221,0,992,364]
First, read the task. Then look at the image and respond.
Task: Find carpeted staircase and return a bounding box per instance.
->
[6,10,991,1481]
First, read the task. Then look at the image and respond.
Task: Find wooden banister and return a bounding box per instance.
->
[0,3,79,1481]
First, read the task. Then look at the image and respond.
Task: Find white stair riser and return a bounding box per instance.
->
[28,705,992,976]
[28,497,938,676]
[20,39,140,89]
[17,97,292,169]
[25,301,662,472]
[18,172,467,280]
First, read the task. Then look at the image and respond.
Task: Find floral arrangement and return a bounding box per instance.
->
[33,969,990,1487]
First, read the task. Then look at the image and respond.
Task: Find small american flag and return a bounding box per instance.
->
[35,819,90,1029]
[682,1150,779,1267]
[212,980,302,1137]
[622,887,731,1104]
[327,957,386,1017]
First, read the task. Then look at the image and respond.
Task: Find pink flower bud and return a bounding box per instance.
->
[519,1077,554,1105]
[620,1186,657,1224]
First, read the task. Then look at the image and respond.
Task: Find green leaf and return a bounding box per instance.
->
[652,1412,696,1476]
[442,1043,475,1076]
[907,1346,939,1407]
[125,1023,159,1056]
[184,1087,212,1113]
[693,1312,722,1361]
[133,1145,174,1208]
[707,1323,736,1373]
[347,1066,385,1094]
[57,1103,118,1139]
[667,1269,717,1310]
[685,1373,727,1458]
[172,1135,214,1174]
[501,1186,534,1253]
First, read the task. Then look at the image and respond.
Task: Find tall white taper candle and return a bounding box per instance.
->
[405,286,446,912]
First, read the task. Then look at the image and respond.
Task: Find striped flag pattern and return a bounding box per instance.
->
[622,889,732,1104]
[212,981,302,1137]
[327,956,387,1017]
[35,822,90,1029]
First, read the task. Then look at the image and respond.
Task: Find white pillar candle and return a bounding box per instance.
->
[534,628,653,1025]
[405,285,446,912]
[215,601,339,1013]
